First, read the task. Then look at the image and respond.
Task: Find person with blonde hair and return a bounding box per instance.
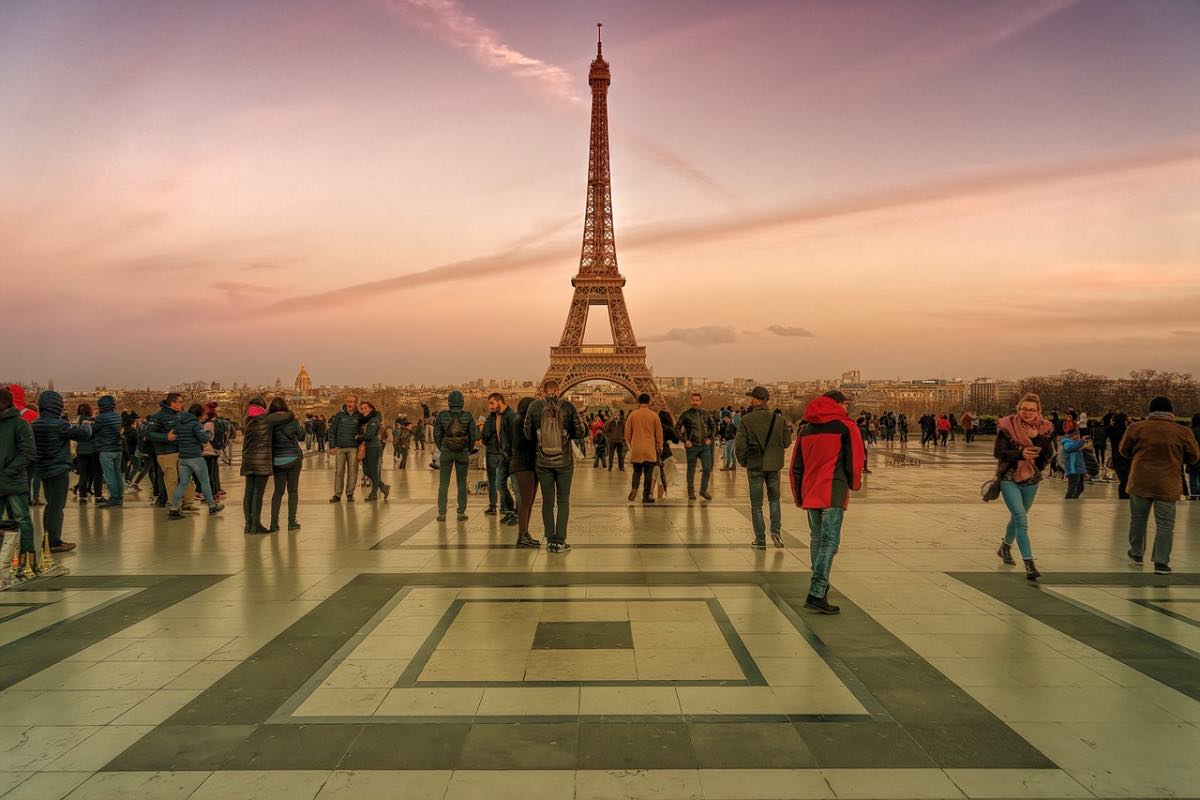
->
[993,393,1056,580]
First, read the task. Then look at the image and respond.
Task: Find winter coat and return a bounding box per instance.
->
[993,423,1055,483]
[173,411,212,459]
[359,411,383,452]
[30,391,91,479]
[144,402,181,455]
[788,397,862,510]
[735,406,793,472]
[603,417,625,444]
[1060,436,1089,476]
[624,406,663,463]
[272,417,305,462]
[0,407,35,496]
[482,407,517,455]
[675,407,716,448]
[74,413,97,455]
[241,409,294,476]
[91,395,123,453]
[395,426,413,448]
[327,409,361,449]
[524,396,583,470]
[1121,414,1200,501]
[434,407,478,453]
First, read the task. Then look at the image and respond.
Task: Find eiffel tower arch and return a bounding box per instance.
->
[541,27,666,409]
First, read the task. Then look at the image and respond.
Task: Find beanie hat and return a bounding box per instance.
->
[1148,396,1173,414]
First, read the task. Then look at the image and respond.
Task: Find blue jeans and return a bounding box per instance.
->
[1,493,36,553]
[1129,495,1176,565]
[438,451,469,515]
[685,444,713,494]
[1000,481,1039,559]
[99,451,124,504]
[723,440,736,468]
[807,507,844,598]
[486,452,514,513]
[747,469,781,542]
[172,456,215,510]
[536,465,573,543]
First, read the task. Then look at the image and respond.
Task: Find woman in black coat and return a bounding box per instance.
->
[241,398,292,534]
[358,401,389,502]
[268,397,305,531]
[507,397,539,548]
[1107,413,1132,499]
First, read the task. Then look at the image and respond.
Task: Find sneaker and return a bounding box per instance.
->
[804,594,840,615]
[700,491,712,501]
[49,541,77,553]
[998,541,1015,565]
[770,532,784,548]
[516,533,540,548]
[547,541,571,553]
[329,495,341,503]
[642,496,655,504]
[167,510,185,520]
[364,494,378,502]
[99,500,123,508]
[503,516,518,526]
[346,495,355,503]
[1128,549,1143,566]
[750,541,766,550]
[436,514,446,522]
[1154,563,1172,575]
[288,522,302,531]
[627,489,637,502]
[456,513,469,522]
[209,504,224,515]
[688,490,697,500]
[484,507,498,516]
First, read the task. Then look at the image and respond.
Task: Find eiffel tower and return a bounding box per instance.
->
[541,26,665,408]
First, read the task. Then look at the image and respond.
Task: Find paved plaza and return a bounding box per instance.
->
[0,441,1197,799]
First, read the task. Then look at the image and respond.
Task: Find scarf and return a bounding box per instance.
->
[997,413,1053,483]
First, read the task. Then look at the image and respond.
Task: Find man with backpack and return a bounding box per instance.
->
[736,387,793,552]
[434,390,478,521]
[327,395,361,502]
[524,379,584,553]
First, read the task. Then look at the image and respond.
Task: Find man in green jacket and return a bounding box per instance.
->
[327,394,361,502]
[735,387,793,549]
[0,387,38,579]
[434,390,479,522]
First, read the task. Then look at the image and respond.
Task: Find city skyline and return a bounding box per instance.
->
[2,0,1198,388]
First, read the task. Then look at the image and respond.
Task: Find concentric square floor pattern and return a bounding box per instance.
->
[0,444,1197,798]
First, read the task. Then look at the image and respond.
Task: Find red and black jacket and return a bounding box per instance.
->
[789,396,865,510]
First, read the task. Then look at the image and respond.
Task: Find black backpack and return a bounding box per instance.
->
[442,413,468,452]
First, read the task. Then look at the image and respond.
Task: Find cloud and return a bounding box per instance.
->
[379,0,582,106]
[212,281,273,303]
[767,325,815,338]
[1170,330,1200,338]
[643,326,738,346]
[622,132,741,209]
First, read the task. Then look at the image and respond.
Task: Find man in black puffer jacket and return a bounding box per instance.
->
[0,387,37,574]
[93,395,125,508]
[144,393,187,509]
[31,390,90,553]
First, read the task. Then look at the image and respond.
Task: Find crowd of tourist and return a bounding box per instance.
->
[2,380,1198,608]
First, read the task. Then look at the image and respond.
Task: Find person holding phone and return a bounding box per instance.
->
[993,393,1056,580]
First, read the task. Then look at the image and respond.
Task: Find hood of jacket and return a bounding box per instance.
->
[38,390,64,419]
[447,390,465,409]
[98,395,116,412]
[804,396,850,426]
[0,406,17,423]
[8,384,26,410]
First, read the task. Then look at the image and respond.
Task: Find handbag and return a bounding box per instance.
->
[981,458,1016,502]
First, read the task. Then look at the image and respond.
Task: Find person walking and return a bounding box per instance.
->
[0,387,38,579]
[625,394,663,504]
[736,386,794,551]
[199,403,224,499]
[268,397,305,531]
[1108,412,1132,498]
[433,390,478,522]
[1060,428,1091,499]
[675,392,716,501]
[507,397,540,548]
[603,411,626,471]
[313,415,328,454]
[327,395,361,502]
[30,390,90,555]
[145,393,190,510]
[788,390,863,614]
[961,411,976,443]
[482,393,517,523]
[241,397,292,534]
[993,394,1055,580]
[394,418,412,469]
[936,414,951,447]
[657,408,681,499]
[1122,397,1199,574]
[166,404,224,520]
[525,379,583,553]
[358,400,390,502]
[92,395,124,508]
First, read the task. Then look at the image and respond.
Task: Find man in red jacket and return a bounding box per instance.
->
[789,391,865,615]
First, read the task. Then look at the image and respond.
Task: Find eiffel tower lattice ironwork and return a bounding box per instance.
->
[541,26,665,407]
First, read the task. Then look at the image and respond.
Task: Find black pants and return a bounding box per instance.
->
[205,455,221,495]
[631,461,656,499]
[77,452,103,498]
[41,472,69,545]
[270,459,302,526]
[1065,473,1086,499]
[396,446,408,469]
[514,469,537,535]
[607,442,626,470]
[243,474,269,528]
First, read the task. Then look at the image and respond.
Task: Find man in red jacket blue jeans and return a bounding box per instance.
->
[789,391,865,615]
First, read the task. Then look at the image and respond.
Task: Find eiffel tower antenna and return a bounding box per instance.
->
[541,29,665,407]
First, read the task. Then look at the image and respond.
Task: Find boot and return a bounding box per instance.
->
[997,541,1015,565]
[1024,559,1040,581]
[381,484,390,500]
[516,531,540,548]
[804,593,840,615]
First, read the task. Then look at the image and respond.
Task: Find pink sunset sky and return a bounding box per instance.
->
[2,0,1198,389]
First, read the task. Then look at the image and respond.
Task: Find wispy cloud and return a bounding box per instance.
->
[767,325,815,338]
[379,0,582,106]
[643,326,737,346]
